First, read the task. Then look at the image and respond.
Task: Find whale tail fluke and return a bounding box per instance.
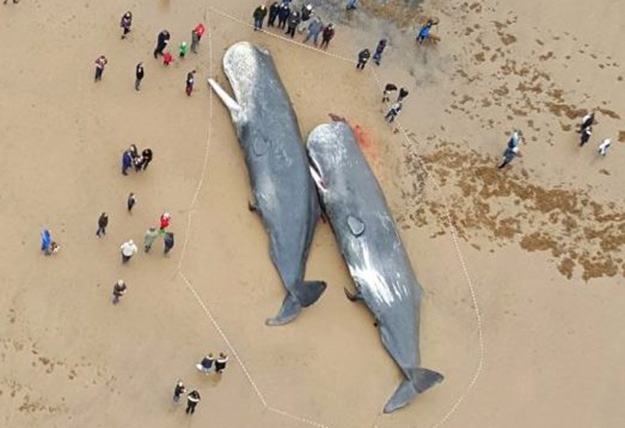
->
[295,280,327,307]
[265,281,326,326]
[383,368,444,413]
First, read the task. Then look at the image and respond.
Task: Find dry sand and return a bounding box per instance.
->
[1,0,624,427]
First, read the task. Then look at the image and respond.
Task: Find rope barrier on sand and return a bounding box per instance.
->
[175,5,485,428]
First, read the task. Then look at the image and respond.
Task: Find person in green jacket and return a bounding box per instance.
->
[144,227,159,253]
[179,41,189,58]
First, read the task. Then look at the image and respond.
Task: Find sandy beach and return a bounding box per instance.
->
[1,0,625,427]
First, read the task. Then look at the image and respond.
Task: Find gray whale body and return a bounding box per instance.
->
[209,42,325,326]
[306,122,443,413]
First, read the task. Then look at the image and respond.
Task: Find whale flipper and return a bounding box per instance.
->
[383,368,444,413]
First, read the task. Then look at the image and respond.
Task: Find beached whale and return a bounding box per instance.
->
[306,122,443,413]
[208,42,325,326]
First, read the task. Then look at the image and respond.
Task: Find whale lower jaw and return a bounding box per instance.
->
[383,368,444,413]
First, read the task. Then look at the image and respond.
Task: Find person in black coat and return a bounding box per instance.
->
[268,2,280,27]
[285,11,301,38]
[141,148,153,170]
[356,48,370,70]
[278,3,290,29]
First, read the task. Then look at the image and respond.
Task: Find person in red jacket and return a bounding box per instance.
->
[160,212,171,231]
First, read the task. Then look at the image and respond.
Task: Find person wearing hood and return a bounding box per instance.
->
[285,10,301,38]
[303,16,324,45]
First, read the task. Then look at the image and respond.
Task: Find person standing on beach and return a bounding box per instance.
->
[190,23,206,54]
[320,24,335,49]
[215,353,229,374]
[122,150,133,175]
[268,1,280,27]
[384,102,402,123]
[141,148,153,170]
[179,41,189,59]
[186,71,196,97]
[382,83,397,102]
[579,127,592,146]
[186,390,201,415]
[285,10,301,38]
[120,11,132,39]
[144,227,159,252]
[127,193,136,213]
[41,229,52,253]
[598,138,612,156]
[278,3,290,29]
[153,30,171,58]
[120,239,138,263]
[94,55,108,81]
[300,4,314,33]
[173,380,186,404]
[498,146,519,169]
[163,232,175,255]
[356,48,371,70]
[196,353,215,374]
[397,87,409,102]
[163,50,174,66]
[253,5,268,31]
[372,39,387,65]
[160,213,171,232]
[580,112,595,132]
[112,280,127,304]
[96,213,108,237]
[133,153,143,172]
[135,62,144,91]
[416,20,434,44]
[303,16,323,45]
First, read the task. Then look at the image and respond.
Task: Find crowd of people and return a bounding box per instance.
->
[252,1,336,49]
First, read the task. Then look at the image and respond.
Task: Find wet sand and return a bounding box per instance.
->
[1,0,624,427]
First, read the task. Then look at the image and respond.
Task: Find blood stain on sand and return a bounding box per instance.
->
[328,113,380,167]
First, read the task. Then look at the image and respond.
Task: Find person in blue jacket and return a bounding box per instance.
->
[417,20,434,44]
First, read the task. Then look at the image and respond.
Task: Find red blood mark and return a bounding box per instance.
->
[328,113,379,163]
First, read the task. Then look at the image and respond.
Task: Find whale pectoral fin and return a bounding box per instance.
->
[383,368,444,413]
[294,280,327,307]
[266,293,302,326]
[248,197,258,212]
[208,78,242,117]
[344,286,363,302]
